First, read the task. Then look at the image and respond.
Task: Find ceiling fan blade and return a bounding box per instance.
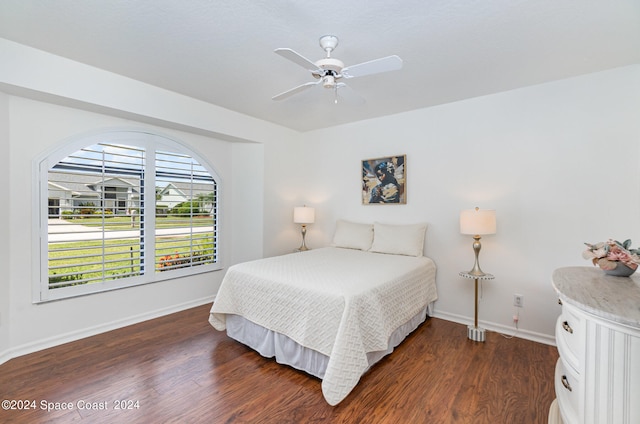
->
[341,55,403,79]
[274,48,321,73]
[272,80,321,101]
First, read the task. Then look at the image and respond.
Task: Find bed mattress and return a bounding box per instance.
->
[209,247,437,405]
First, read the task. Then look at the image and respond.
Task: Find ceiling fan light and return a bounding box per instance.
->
[323,75,335,88]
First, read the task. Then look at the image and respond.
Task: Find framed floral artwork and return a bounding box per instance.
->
[362,155,406,204]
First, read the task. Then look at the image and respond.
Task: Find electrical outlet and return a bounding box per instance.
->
[513,294,524,308]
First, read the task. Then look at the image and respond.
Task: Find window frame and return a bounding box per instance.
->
[32,129,223,303]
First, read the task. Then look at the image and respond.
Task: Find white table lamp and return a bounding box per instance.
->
[293,206,315,251]
[460,207,496,277]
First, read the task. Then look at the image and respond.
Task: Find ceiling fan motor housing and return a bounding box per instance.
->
[315,57,344,73]
[313,58,344,89]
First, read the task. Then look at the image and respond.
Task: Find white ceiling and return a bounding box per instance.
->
[1,1,639,132]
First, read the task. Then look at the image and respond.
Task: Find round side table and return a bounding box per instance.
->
[459,271,494,342]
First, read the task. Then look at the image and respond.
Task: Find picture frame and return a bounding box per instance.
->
[362,155,406,205]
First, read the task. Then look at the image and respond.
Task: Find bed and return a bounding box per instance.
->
[208,221,437,405]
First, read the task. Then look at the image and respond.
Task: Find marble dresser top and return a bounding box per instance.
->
[552,266,640,328]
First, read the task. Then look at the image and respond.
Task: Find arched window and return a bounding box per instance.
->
[34,130,221,302]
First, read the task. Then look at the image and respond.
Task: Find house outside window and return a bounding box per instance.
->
[34,130,222,302]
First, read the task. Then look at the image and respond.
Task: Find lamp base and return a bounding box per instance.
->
[467,325,486,342]
[297,224,309,251]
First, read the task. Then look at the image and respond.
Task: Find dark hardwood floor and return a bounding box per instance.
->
[0,304,558,423]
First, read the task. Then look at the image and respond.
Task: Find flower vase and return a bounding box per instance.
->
[603,263,636,277]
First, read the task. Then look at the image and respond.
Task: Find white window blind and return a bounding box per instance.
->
[154,150,217,272]
[48,143,145,288]
[38,132,220,302]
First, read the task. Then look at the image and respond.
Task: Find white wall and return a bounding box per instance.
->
[0,40,301,363]
[262,133,308,257]
[0,92,10,356]
[231,141,265,263]
[301,65,640,343]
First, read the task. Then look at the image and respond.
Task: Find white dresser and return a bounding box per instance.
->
[549,266,640,424]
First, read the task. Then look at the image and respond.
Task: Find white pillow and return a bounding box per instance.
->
[331,220,374,251]
[369,222,428,257]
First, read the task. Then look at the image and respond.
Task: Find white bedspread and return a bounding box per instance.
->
[208,247,437,405]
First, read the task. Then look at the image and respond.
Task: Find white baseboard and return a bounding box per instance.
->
[2,300,554,367]
[0,349,11,366]
[433,310,556,346]
[0,296,215,366]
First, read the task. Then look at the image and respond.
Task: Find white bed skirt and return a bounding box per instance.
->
[226,304,431,379]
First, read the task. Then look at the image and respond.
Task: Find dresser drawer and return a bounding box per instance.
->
[555,358,580,424]
[556,303,584,371]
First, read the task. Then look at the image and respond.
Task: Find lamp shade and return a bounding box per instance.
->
[460,208,496,235]
[293,206,315,224]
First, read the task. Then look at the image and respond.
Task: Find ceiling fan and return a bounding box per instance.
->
[272,35,403,102]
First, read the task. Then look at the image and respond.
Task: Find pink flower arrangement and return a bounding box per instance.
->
[582,239,640,271]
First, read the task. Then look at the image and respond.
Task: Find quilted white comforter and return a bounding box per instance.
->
[208,247,437,405]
